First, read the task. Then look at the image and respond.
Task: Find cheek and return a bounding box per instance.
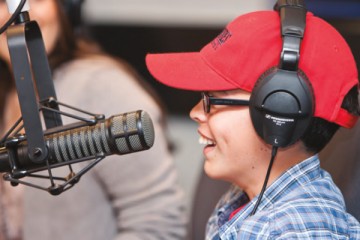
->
[214,110,261,163]
[0,5,10,62]
[29,1,60,54]
[41,22,60,54]
[0,33,9,63]
[0,4,9,25]
[221,124,252,164]
[213,110,254,149]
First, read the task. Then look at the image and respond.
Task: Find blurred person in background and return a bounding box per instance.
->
[0,0,186,239]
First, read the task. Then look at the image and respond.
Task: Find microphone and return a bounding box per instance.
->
[0,110,155,173]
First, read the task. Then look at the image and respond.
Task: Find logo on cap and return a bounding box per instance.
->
[211,28,232,50]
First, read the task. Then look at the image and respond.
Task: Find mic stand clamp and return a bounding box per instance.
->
[2,100,106,195]
[7,11,62,163]
[2,6,107,195]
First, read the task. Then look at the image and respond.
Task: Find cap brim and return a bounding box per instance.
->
[146,52,237,91]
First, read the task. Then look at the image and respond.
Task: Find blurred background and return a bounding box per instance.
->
[80,0,273,217]
[78,0,360,234]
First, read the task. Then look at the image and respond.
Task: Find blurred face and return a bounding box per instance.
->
[0,0,61,64]
[190,89,271,188]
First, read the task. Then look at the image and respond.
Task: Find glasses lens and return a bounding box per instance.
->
[201,92,209,113]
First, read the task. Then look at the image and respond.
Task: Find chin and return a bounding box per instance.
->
[204,163,225,181]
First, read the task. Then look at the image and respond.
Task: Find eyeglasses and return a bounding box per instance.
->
[201,92,250,113]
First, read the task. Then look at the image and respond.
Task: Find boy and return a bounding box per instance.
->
[146,1,360,239]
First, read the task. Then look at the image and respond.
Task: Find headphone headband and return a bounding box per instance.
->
[277,0,307,71]
[274,0,306,10]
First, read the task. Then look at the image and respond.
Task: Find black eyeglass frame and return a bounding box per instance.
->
[201,92,250,113]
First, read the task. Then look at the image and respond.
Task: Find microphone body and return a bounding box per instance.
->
[0,110,154,172]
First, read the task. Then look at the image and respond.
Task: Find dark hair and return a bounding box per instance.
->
[50,0,101,69]
[0,60,14,127]
[301,86,359,153]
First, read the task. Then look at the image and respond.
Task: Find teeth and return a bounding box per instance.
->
[199,135,215,145]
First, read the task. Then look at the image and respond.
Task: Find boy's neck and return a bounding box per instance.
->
[244,142,313,200]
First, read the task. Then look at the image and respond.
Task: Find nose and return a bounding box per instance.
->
[190,100,206,123]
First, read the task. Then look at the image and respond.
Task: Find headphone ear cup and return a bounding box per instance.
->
[249,68,314,147]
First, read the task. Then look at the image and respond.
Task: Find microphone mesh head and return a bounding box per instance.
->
[111,110,155,154]
[141,111,155,148]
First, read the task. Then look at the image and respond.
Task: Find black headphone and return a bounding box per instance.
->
[249,0,314,148]
[61,0,85,28]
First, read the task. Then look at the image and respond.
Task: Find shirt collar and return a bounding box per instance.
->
[218,154,320,235]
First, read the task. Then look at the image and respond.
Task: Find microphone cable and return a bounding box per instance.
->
[250,146,278,216]
[0,0,27,34]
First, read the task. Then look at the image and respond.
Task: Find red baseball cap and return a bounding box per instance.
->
[146,11,359,128]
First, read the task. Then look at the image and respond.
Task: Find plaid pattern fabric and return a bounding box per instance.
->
[206,155,360,240]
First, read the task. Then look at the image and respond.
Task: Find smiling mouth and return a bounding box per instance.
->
[198,135,216,147]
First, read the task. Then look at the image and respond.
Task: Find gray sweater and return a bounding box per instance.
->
[22,55,187,240]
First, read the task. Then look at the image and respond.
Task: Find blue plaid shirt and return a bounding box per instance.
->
[205,155,360,239]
